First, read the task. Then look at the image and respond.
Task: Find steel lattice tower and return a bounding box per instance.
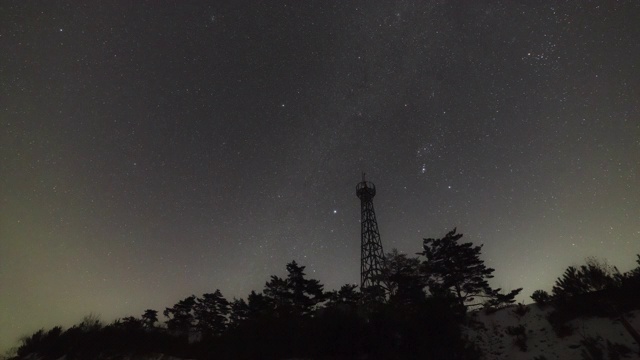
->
[356,173,386,290]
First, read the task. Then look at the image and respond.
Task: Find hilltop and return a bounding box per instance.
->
[467,304,639,360]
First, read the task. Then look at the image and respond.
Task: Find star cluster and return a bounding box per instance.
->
[1,1,639,352]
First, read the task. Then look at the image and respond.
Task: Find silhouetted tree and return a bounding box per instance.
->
[228,298,249,327]
[359,284,387,310]
[530,289,551,306]
[419,228,521,311]
[263,275,290,314]
[263,261,326,317]
[552,266,588,300]
[286,261,326,315]
[485,288,523,309]
[326,284,362,308]
[631,255,640,277]
[163,295,196,335]
[246,290,273,319]
[552,258,618,301]
[16,327,64,359]
[194,290,230,337]
[384,249,426,307]
[119,316,144,331]
[623,254,640,288]
[141,309,158,328]
[78,314,103,332]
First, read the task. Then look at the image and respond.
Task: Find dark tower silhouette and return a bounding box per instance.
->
[356,173,386,290]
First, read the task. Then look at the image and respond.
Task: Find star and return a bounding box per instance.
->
[2,2,638,352]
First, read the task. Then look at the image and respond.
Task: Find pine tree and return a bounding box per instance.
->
[530,290,551,306]
[194,290,230,337]
[419,228,521,311]
[163,295,196,335]
[384,249,425,306]
[141,309,158,328]
[286,261,325,316]
[326,284,362,307]
[246,290,273,319]
[229,298,250,327]
[623,254,640,303]
[119,316,144,330]
[263,275,290,313]
[628,254,640,281]
[551,258,618,301]
[263,261,326,317]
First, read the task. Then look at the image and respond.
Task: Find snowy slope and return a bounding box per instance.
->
[466,304,640,360]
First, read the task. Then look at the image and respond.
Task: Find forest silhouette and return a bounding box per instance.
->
[8,229,640,360]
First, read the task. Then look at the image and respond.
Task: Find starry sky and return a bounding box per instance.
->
[1,1,639,352]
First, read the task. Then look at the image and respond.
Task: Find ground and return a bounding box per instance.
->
[466,304,640,360]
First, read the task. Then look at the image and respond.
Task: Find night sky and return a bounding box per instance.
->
[2,1,639,351]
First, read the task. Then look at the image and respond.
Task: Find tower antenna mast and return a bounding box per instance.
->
[356,173,386,290]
